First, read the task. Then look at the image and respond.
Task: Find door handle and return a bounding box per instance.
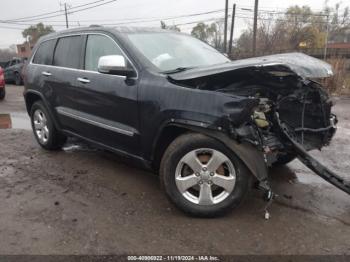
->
[77,77,90,84]
[42,71,52,76]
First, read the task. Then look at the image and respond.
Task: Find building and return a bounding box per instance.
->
[16,42,34,58]
[327,42,350,49]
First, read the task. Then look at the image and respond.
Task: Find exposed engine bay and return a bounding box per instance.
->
[169,54,349,198]
[217,69,336,159]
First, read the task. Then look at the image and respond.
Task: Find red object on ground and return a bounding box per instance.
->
[0,67,5,88]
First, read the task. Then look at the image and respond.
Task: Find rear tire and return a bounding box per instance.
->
[0,89,5,100]
[160,133,251,217]
[30,101,67,150]
[14,72,22,86]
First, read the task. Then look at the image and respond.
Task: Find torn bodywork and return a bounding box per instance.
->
[169,53,349,196]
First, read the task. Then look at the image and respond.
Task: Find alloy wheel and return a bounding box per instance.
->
[33,109,49,144]
[175,148,236,205]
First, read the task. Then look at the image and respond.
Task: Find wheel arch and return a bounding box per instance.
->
[152,120,268,182]
[24,90,61,130]
[151,124,190,172]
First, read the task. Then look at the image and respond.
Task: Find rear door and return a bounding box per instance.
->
[49,35,85,130]
[59,33,140,155]
[26,38,57,104]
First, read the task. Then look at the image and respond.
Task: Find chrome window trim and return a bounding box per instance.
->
[30,32,139,79]
[56,106,135,137]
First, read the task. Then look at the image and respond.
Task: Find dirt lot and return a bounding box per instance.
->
[0,85,349,255]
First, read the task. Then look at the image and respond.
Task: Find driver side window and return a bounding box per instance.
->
[85,34,123,72]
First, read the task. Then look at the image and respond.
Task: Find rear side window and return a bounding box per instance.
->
[32,40,56,65]
[53,36,82,69]
[85,34,123,71]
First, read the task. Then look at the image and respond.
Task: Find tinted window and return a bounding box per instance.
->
[53,36,82,69]
[33,40,56,65]
[85,35,123,71]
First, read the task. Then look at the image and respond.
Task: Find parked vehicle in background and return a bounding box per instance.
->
[0,66,5,100]
[0,62,7,69]
[4,57,27,85]
[24,27,345,217]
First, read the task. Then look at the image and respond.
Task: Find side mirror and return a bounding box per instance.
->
[98,55,135,77]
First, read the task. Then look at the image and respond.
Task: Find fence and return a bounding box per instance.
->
[231,48,350,60]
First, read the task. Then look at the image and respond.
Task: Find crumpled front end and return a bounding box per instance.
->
[168,53,350,196]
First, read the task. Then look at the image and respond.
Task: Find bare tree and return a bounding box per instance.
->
[22,23,55,44]
[191,19,227,51]
[0,48,16,62]
[235,3,349,57]
[160,21,181,32]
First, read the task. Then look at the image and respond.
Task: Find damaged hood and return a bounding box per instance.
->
[169,52,333,80]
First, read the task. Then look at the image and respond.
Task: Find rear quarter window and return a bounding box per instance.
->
[32,40,56,65]
[53,36,82,69]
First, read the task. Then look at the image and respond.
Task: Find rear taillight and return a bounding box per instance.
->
[0,67,4,83]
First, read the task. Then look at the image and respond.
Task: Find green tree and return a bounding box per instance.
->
[191,23,209,41]
[22,23,55,44]
[191,22,225,50]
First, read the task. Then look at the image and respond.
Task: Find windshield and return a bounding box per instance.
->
[126,32,230,72]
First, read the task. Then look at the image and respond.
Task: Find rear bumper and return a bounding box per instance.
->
[0,78,5,89]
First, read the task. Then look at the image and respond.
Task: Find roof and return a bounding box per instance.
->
[39,26,175,42]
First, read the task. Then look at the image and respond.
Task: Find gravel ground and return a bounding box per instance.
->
[0,85,349,255]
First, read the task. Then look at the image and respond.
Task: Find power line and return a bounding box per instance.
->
[18,0,118,22]
[3,0,107,22]
[240,8,329,17]
[0,4,342,31]
[79,8,229,26]
[0,8,228,27]
[0,25,26,30]
[1,3,340,28]
[0,7,229,27]
[2,0,117,24]
[237,4,347,14]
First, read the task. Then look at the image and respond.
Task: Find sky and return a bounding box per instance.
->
[0,0,344,49]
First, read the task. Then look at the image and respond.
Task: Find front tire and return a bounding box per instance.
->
[160,133,251,217]
[30,101,67,150]
[272,153,296,167]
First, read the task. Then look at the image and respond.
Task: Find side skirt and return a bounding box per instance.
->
[62,129,152,171]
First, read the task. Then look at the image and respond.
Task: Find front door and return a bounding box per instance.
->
[57,33,140,156]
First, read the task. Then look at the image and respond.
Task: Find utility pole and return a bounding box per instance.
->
[64,3,69,28]
[223,0,229,53]
[323,14,329,60]
[252,0,258,55]
[228,3,236,57]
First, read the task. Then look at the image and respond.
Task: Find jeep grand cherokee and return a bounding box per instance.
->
[23,27,347,217]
